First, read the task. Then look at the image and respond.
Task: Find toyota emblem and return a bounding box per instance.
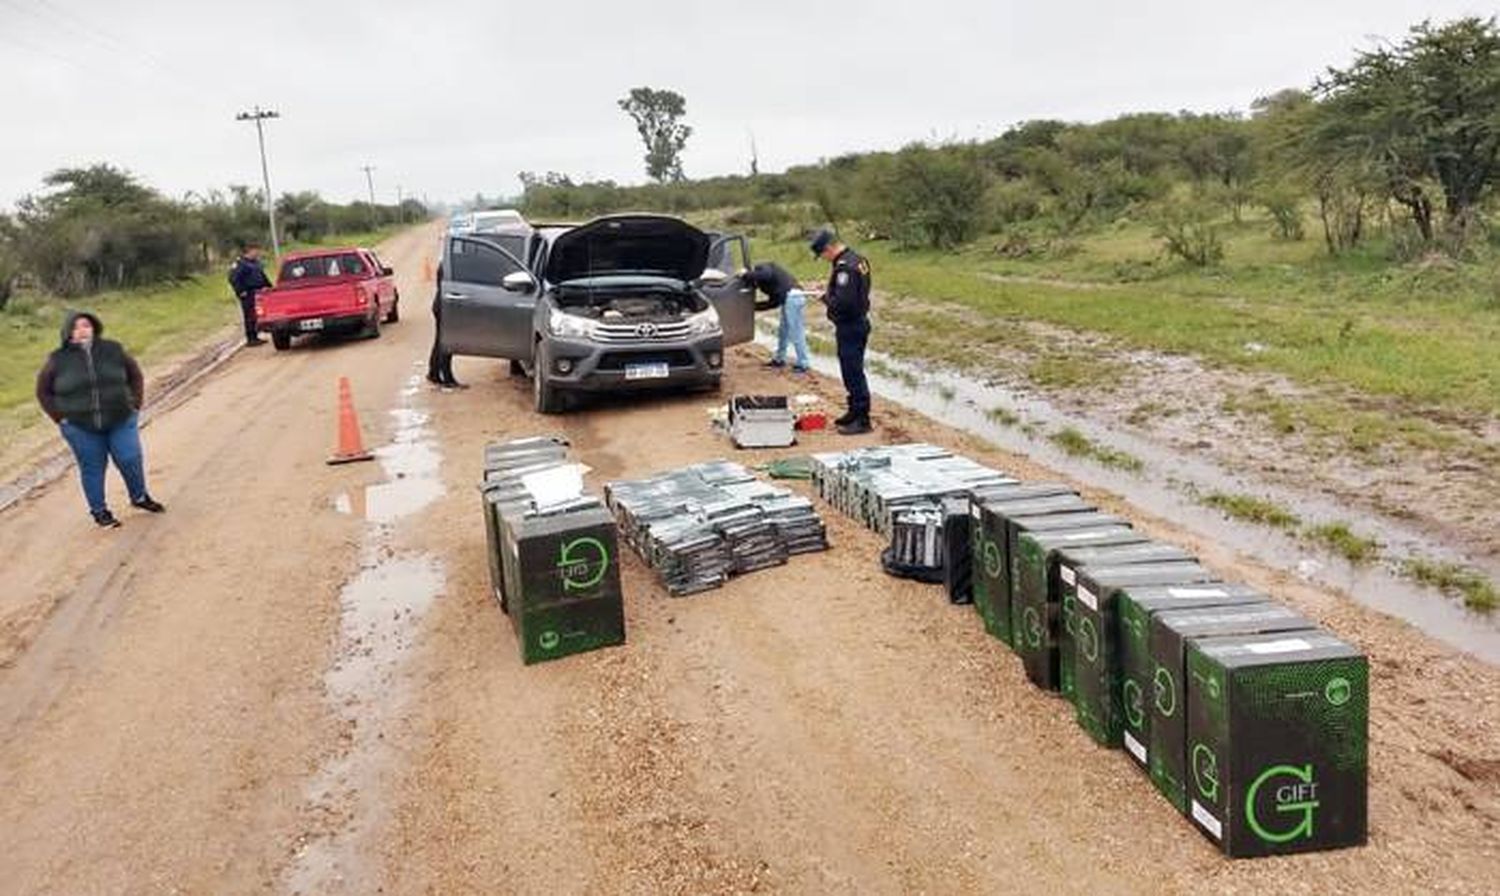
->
[635,323,659,338]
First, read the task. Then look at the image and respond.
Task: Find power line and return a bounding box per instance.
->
[1,0,223,107]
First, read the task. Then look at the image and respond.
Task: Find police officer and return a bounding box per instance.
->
[228,241,272,347]
[810,228,872,434]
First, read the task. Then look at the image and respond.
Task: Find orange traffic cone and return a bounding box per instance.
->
[327,376,375,465]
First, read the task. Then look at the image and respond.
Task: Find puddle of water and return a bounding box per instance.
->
[758,333,1500,663]
[285,553,442,895]
[289,374,449,893]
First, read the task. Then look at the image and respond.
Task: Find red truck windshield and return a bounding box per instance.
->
[279,253,367,281]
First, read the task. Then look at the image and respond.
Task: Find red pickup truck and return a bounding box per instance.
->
[256,247,400,350]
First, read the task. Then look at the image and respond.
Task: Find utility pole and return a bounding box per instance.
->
[396,184,404,224]
[359,164,377,229]
[235,105,281,257]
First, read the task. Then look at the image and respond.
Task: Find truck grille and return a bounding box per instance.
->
[596,350,695,371]
[592,320,692,343]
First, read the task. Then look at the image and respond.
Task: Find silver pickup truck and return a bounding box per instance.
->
[437,214,756,413]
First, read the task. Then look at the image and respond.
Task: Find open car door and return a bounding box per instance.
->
[439,236,535,360]
[701,233,755,346]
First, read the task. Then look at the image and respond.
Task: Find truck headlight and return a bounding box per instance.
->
[686,306,721,336]
[548,309,595,340]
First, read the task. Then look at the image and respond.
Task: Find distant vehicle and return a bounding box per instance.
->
[257,248,400,351]
[447,213,473,235]
[437,214,755,413]
[469,208,526,233]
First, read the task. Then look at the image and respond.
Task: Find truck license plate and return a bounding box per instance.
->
[299,318,324,331]
[625,362,669,380]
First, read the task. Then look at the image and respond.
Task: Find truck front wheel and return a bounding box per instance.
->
[533,349,565,414]
[271,331,291,351]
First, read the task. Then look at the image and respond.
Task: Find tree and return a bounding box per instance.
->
[1316,17,1500,243]
[863,144,989,249]
[618,87,692,183]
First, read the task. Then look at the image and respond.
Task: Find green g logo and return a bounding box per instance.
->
[1022,607,1043,649]
[1122,679,1145,729]
[1077,617,1099,663]
[1324,677,1351,707]
[981,540,1003,578]
[1191,743,1220,801]
[1245,764,1319,844]
[1153,665,1176,717]
[538,630,561,651]
[557,536,609,592]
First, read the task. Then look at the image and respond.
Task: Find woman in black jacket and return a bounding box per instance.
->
[35,311,165,528]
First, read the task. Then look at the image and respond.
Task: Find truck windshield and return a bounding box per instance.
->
[279,253,367,281]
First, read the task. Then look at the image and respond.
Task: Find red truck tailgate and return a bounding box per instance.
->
[259,281,364,321]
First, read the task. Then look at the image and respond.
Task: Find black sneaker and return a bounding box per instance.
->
[92,509,122,528]
[834,410,857,426]
[792,365,811,375]
[132,495,166,513]
[246,338,267,347]
[837,418,873,436]
[764,359,786,369]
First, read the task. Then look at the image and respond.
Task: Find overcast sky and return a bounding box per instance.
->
[0,0,1488,208]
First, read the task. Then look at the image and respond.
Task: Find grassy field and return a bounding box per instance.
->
[746,216,1500,422]
[0,227,403,447]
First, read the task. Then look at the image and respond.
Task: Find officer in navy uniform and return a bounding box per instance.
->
[810,228,872,434]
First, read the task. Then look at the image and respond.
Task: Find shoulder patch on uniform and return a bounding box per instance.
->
[857,259,870,276]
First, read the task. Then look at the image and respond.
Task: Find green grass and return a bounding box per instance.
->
[1222,387,1474,460]
[1201,491,1302,530]
[1403,559,1498,612]
[1304,521,1381,564]
[1047,426,1145,473]
[936,384,956,402]
[753,220,1500,421]
[1125,401,1178,426]
[987,405,1020,426]
[1027,353,1127,391]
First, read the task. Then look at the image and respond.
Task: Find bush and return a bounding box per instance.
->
[863,144,989,249]
[5,164,422,299]
[986,178,1045,227]
[1258,186,1306,241]
[1154,201,1225,266]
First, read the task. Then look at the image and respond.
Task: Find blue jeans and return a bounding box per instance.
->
[774,290,811,369]
[59,413,148,514]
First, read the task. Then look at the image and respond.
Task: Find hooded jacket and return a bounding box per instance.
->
[744,262,799,308]
[35,311,144,432]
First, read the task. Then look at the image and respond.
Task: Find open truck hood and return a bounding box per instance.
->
[545,215,709,284]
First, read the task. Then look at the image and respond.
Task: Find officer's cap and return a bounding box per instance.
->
[809,227,836,257]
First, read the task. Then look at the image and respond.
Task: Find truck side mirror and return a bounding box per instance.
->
[380,266,394,276]
[502,271,536,293]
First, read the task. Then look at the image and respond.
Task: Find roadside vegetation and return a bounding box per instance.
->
[1047,427,1144,473]
[511,18,1500,432]
[1404,560,1499,612]
[1201,491,1302,530]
